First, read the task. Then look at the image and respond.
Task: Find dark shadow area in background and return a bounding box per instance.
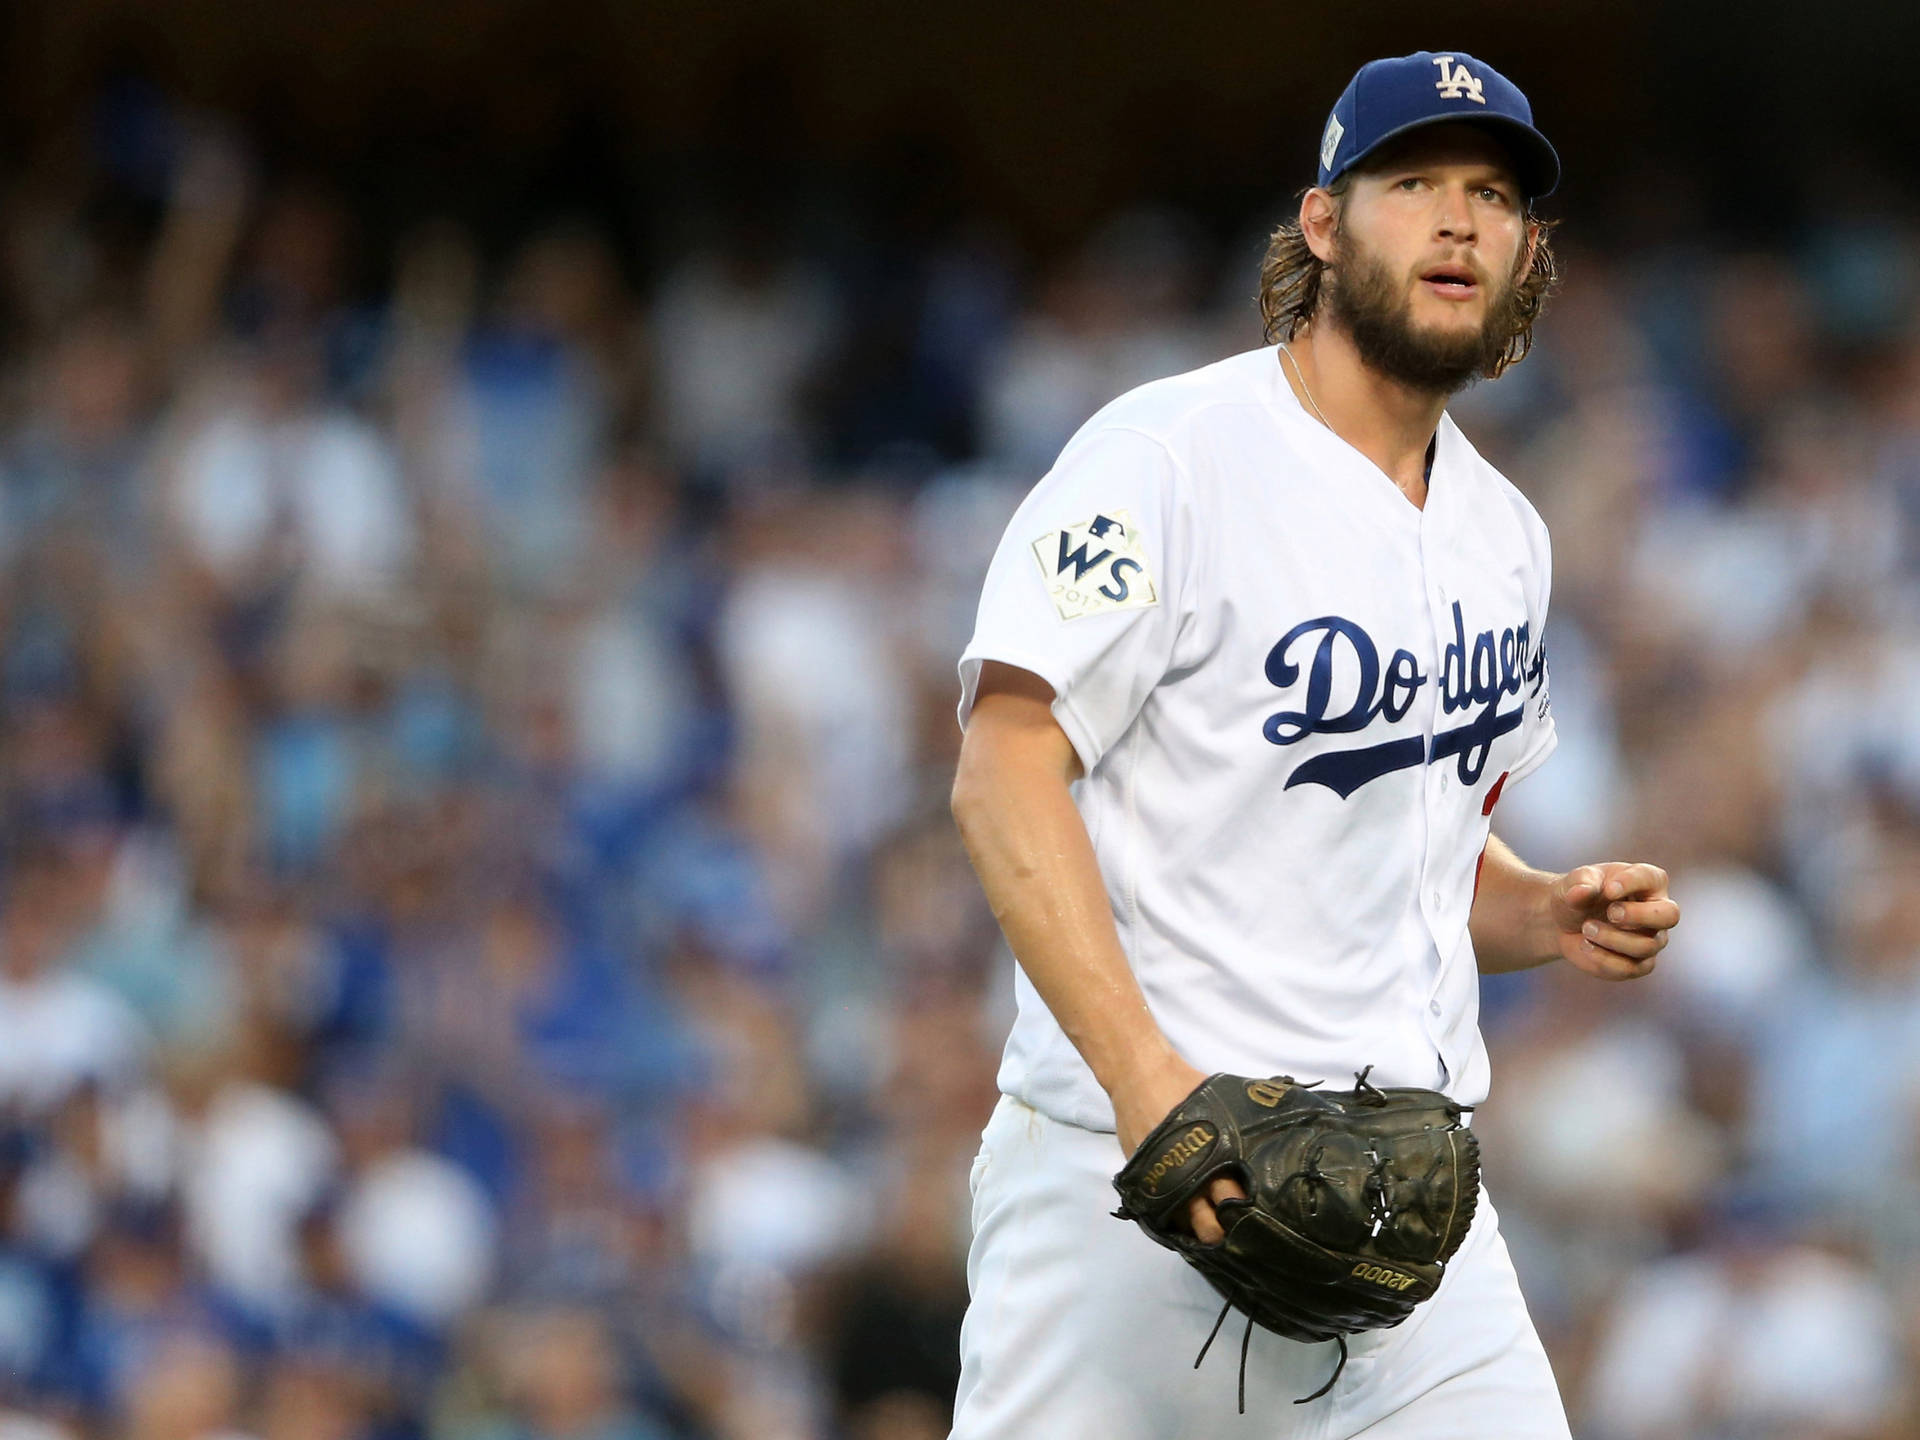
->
[2,0,1918,271]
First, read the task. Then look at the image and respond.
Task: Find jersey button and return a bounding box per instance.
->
[1429,1000,1442,1017]
[1439,775,1450,793]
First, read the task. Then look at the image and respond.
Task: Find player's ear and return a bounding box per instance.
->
[1299,187,1340,265]
[1518,218,1541,279]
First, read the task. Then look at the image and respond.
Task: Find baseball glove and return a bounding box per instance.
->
[1111,1067,1479,1407]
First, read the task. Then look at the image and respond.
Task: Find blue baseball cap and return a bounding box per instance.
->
[1317,51,1560,201]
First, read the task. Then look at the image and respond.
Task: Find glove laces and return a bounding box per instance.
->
[1193,1293,1349,1411]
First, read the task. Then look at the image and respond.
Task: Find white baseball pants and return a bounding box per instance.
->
[950,1093,1571,1440]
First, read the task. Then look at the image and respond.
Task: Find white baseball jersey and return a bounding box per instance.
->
[959,344,1555,1132]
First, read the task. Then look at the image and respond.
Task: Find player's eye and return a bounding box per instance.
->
[1395,177,1422,191]
[1477,186,1511,205]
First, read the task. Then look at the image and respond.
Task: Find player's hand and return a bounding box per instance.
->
[1111,1051,1247,1245]
[1548,862,1679,981]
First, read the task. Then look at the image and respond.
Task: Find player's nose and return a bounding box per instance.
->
[1433,185,1478,243]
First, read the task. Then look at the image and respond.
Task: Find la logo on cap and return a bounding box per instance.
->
[1431,55,1486,104]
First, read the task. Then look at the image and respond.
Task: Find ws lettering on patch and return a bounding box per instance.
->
[1031,510,1158,621]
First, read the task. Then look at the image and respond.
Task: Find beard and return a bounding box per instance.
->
[1321,229,1526,395]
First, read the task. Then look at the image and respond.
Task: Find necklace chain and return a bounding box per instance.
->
[1278,342,1333,430]
[1279,341,1437,491]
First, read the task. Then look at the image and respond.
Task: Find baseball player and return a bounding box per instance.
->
[947,51,1681,1438]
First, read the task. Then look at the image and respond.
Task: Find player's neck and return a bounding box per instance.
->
[1285,326,1447,508]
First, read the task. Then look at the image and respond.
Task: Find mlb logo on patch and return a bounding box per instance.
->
[1032,509,1158,621]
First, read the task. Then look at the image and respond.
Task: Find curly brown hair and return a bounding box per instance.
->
[1256,179,1561,380]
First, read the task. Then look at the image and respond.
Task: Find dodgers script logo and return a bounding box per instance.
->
[1263,604,1545,799]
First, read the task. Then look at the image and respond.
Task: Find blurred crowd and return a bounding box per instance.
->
[0,86,1917,1440]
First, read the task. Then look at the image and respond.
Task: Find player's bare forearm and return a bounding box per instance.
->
[952,663,1244,1239]
[951,664,1182,1105]
[1467,835,1561,972]
[1468,835,1680,980]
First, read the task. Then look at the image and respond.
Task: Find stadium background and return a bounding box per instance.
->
[0,3,1918,1437]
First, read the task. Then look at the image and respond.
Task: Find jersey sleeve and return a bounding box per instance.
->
[1506,506,1557,785]
[957,425,1192,774]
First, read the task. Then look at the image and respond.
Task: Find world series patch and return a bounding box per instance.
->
[1031,509,1158,621]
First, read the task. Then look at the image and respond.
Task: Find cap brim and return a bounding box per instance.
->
[1342,113,1560,201]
